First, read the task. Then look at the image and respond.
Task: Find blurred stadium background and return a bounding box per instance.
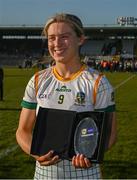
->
[0,16,137,179]
[0,16,137,69]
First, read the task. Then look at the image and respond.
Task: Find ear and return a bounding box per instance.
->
[78,35,85,46]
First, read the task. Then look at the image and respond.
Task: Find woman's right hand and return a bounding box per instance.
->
[35,150,60,166]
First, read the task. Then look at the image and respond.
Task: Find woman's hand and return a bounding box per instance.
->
[72,154,92,168]
[35,150,60,166]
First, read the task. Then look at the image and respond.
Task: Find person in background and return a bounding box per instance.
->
[0,66,4,101]
[16,13,117,179]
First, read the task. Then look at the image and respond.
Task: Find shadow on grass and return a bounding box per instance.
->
[5,74,32,78]
[0,158,35,179]
[116,110,128,112]
[103,160,137,179]
[0,108,21,111]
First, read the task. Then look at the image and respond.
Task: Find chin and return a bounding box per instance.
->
[54,56,65,62]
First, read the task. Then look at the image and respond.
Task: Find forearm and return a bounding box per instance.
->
[16,128,32,155]
[16,108,36,156]
[108,112,117,149]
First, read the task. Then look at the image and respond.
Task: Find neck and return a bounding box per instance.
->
[54,60,83,79]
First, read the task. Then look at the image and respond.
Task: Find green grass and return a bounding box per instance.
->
[103,72,137,179]
[0,68,37,179]
[0,68,137,179]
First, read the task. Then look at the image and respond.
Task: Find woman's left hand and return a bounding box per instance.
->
[72,154,92,168]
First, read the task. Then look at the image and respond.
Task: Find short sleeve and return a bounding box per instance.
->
[21,75,37,109]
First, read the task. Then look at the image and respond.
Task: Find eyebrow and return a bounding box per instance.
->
[48,32,72,37]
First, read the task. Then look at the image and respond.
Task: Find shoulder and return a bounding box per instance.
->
[84,66,113,88]
[27,67,52,87]
[34,67,52,78]
[33,67,53,83]
[84,66,104,81]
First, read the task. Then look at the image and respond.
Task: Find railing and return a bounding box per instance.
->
[0,24,137,28]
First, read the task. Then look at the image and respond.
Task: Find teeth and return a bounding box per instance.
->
[55,50,63,53]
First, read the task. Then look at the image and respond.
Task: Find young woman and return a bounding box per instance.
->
[16,13,116,179]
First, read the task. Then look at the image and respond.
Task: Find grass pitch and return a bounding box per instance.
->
[0,68,137,179]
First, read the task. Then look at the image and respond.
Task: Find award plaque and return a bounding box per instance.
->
[31,107,112,163]
[74,117,99,159]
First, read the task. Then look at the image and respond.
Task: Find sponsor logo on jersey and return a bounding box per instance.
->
[56,85,71,92]
[38,93,52,99]
[75,91,85,106]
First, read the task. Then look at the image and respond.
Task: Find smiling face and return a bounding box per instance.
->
[47,22,84,65]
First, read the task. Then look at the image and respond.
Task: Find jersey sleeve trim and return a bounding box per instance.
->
[93,73,103,105]
[34,71,39,96]
[95,104,115,112]
[21,100,37,109]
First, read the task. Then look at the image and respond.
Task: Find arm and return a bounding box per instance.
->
[16,108,36,155]
[94,75,117,149]
[107,111,117,149]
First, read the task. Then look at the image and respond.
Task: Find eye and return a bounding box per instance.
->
[61,34,69,40]
[48,36,55,42]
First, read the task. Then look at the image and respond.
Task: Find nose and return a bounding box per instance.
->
[54,36,62,46]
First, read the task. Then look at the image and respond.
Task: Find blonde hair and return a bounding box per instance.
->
[42,13,84,37]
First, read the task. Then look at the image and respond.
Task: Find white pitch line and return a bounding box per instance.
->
[0,145,18,159]
[0,73,136,160]
[114,74,136,90]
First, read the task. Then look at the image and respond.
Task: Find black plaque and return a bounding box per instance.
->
[31,107,111,163]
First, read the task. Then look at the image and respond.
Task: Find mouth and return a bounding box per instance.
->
[54,49,65,54]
